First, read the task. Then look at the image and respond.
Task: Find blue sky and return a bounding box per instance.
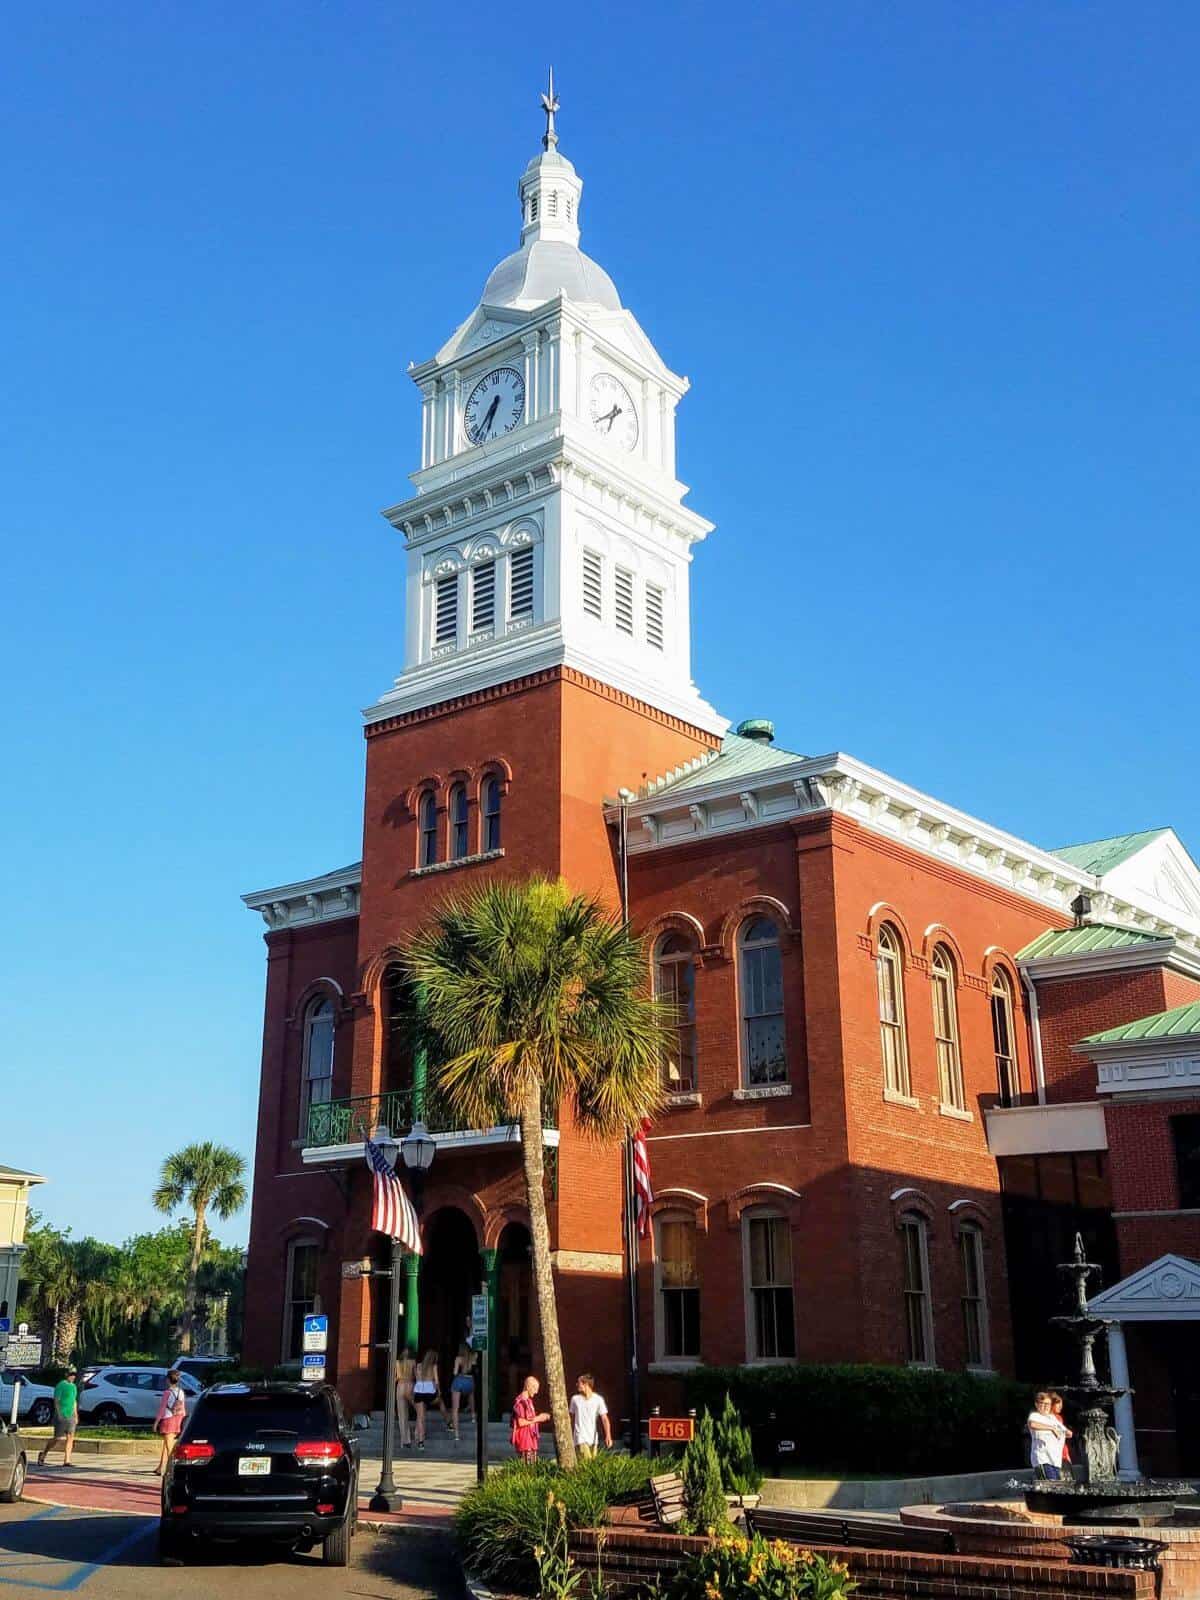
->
[3,2,1196,1248]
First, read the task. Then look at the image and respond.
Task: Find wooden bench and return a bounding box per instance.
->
[648,1472,686,1529]
[747,1506,955,1555]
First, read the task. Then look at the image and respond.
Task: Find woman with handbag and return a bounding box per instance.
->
[154,1369,188,1475]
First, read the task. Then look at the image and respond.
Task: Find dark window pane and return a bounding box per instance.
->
[1173,1115,1200,1209]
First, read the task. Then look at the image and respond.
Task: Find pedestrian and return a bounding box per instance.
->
[37,1367,78,1469]
[395,1346,416,1447]
[510,1375,550,1464]
[1027,1390,1067,1480]
[450,1343,477,1440]
[1050,1393,1074,1477]
[412,1349,441,1449]
[568,1373,611,1460]
[154,1369,188,1475]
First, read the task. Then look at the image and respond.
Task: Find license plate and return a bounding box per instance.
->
[238,1457,271,1476]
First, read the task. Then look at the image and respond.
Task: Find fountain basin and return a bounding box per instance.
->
[1024,1478,1196,1525]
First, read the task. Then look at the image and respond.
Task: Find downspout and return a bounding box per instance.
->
[1019,965,1047,1106]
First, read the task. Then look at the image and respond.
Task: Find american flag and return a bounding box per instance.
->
[633,1120,653,1238]
[365,1138,422,1253]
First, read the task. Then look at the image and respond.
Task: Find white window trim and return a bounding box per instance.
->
[959,1225,992,1373]
[740,1207,797,1365]
[282,1237,321,1365]
[901,1213,937,1369]
[653,1211,701,1365]
[737,919,789,1091]
[299,997,335,1138]
[931,947,966,1112]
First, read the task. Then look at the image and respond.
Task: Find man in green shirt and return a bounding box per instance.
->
[36,1368,78,1468]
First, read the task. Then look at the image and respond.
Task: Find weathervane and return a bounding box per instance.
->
[541,66,560,151]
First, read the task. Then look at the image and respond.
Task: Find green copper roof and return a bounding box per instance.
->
[1018,923,1169,961]
[1050,828,1169,877]
[1084,1000,1200,1046]
[653,731,805,795]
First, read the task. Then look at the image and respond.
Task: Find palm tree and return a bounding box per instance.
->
[406,876,668,1467]
[21,1233,116,1365]
[153,1143,247,1354]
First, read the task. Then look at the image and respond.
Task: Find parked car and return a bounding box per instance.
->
[0,1370,57,1428]
[170,1356,233,1387]
[160,1383,358,1565]
[0,1418,27,1503]
[79,1366,202,1425]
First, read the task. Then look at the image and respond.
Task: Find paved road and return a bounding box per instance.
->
[0,1503,461,1599]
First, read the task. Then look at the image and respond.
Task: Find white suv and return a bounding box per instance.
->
[78,1366,201,1425]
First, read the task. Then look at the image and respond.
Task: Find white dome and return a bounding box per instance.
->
[480,239,621,312]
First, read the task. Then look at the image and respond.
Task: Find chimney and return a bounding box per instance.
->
[735,718,775,745]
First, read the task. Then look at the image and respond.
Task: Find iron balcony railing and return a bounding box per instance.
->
[304,1086,556,1150]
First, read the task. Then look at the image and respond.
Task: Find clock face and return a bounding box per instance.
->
[464,366,526,446]
[589,372,639,452]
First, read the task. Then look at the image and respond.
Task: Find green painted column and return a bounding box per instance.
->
[403,1253,421,1354]
[411,982,428,1120]
[481,1247,500,1420]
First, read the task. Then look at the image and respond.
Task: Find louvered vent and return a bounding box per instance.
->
[435,574,458,645]
[582,550,603,619]
[646,583,664,650]
[471,560,496,632]
[615,568,634,635]
[509,547,534,619]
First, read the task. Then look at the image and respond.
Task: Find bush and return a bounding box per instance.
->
[455,1453,660,1593]
[680,1412,732,1536]
[683,1364,1029,1479]
[665,1532,857,1600]
[715,1392,763,1496]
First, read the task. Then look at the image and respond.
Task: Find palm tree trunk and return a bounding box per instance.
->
[518,1082,576,1469]
[180,1202,208,1356]
[55,1304,80,1367]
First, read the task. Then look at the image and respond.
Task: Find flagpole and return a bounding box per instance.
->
[617,788,643,1454]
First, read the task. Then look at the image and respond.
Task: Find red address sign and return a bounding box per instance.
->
[648,1417,694,1443]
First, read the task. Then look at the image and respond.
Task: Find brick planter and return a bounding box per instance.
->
[568,1526,1157,1600]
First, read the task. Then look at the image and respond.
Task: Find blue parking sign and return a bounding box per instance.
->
[302,1353,326,1381]
[303,1314,328,1336]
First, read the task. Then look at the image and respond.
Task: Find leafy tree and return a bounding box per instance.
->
[152,1143,247,1353]
[17,1220,118,1364]
[680,1410,732,1535]
[406,876,668,1468]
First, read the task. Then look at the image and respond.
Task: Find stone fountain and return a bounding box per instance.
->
[1023,1233,1195,1525]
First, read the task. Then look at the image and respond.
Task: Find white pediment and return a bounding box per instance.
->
[1087,1253,1200,1321]
[434,306,530,366]
[1104,831,1200,929]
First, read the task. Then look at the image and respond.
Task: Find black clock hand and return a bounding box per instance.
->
[601,404,622,431]
[478,395,501,438]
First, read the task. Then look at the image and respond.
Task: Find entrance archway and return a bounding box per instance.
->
[496,1221,533,1411]
[419,1206,481,1387]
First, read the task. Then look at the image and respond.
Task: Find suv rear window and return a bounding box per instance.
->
[189,1392,334,1445]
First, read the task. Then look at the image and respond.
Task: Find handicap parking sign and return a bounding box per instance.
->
[302,1313,328,1353]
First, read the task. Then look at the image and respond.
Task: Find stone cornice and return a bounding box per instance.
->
[1021,939,1200,985]
[242,864,362,931]
[606,751,1200,948]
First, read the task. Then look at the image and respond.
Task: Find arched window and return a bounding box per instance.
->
[876,925,911,1097]
[931,945,965,1111]
[418,789,439,867]
[449,782,469,860]
[900,1212,934,1366]
[959,1224,990,1369]
[283,1238,320,1363]
[655,1214,700,1361]
[300,996,335,1138]
[738,917,787,1086]
[744,1211,795,1360]
[482,776,502,852]
[383,966,415,1100]
[654,933,697,1092]
[990,969,1018,1107]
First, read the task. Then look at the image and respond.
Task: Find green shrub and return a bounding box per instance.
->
[665,1532,857,1600]
[455,1453,660,1593]
[680,1412,732,1536]
[683,1364,1029,1479]
[715,1392,763,1496]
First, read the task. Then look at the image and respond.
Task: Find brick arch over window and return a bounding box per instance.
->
[278,1215,332,1242]
[864,904,916,960]
[642,911,706,953]
[483,1205,530,1251]
[947,1198,991,1235]
[288,976,346,1029]
[403,775,445,818]
[981,947,1023,993]
[650,1187,709,1232]
[889,1186,936,1226]
[920,924,968,972]
[717,895,796,958]
[358,947,408,1082]
[476,757,513,798]
[727,1182,803,1227]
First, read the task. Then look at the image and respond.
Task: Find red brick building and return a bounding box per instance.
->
[240,104,1200,1466]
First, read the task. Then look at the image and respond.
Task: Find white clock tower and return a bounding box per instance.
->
[364,75,726,739]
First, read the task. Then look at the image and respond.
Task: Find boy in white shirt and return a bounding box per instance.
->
[568,1373,612,1460]
[1027,1390,1067,1480]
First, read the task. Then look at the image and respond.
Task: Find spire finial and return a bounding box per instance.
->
[540,65,560,151]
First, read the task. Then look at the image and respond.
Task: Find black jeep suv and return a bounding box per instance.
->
[160,1383,358,1565]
